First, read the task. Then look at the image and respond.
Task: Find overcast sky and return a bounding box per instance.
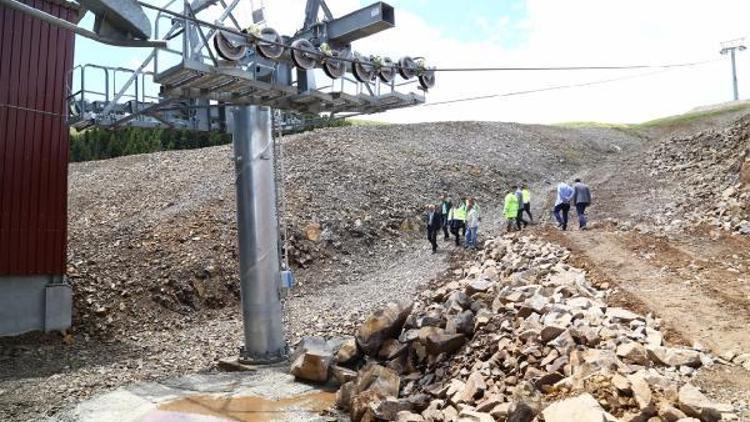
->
[74,0,750,124]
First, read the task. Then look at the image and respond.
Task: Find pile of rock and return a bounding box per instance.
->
[649,116,750,235]
[291,235,742,421]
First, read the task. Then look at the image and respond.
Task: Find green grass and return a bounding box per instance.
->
[637,103,750,128]
[347,119,389,126]
[554,121,631,129]
[555,102,750,131]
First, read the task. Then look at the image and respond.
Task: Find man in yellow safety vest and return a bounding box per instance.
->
[450,197,467,246]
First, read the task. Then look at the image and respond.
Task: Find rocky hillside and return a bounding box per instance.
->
[648,115,750,234]
[290,234,744,421]
[67,122,641,337]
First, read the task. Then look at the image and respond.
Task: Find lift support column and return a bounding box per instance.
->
[232,105,286,363]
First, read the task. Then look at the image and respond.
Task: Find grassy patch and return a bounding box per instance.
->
[637,103,750,128]
[553,121,632,129]
[347,119,389,126]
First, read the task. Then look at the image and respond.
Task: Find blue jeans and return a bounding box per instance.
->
[465,226,478,248]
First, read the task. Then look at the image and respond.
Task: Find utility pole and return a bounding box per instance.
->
[720,38,747,101]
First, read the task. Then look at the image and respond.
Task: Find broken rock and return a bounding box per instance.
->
[356,301,414,356]
[290,336,333,383]
[542,393,618,422]
[617,342,649,365]
[647,346,702,367]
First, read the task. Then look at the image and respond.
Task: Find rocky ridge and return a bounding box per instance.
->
[648,116,750,235]
[290,234,747,421]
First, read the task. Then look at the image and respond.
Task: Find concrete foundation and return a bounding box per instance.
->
[0,275,72,336]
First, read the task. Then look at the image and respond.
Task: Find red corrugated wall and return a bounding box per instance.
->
[0,0,77,275]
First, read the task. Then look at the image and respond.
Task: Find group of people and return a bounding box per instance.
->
[423,179,592,252]
[423,194,481,253]
[552,178,592,231]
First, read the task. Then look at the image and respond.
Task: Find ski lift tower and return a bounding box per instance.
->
[0,0,435,362]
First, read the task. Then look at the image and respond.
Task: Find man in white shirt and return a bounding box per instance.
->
[554,182,574,231]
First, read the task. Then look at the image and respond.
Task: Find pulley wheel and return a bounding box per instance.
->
[256,27,284,59]
[291,39,318,70]
[353,59,376,83]
[213,31,247,61]
[418,69,436,90]
[378,57,396,83]
[323,55,346,79]
[398,56,418,79]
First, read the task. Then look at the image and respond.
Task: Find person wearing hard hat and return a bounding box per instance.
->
[503,187,520,232]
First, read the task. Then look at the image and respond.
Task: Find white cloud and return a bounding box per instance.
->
[351,0,750,124]
[75,0,750,124]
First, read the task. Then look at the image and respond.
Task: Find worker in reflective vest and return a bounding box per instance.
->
[504,188,520,232]
[450,198,467,246]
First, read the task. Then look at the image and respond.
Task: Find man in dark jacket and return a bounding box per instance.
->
[438,193,452,241]
[572,178,592,230]
[424,204,442,253]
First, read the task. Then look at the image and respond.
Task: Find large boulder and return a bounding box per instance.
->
[647,346,702,367]
[425,330,466,356]
[290,336,334,383]
[446,310,475,336]
[617,342,649,365]
[452,371,487,404]
[335,337,360,365]
[356,364,401,397]
[357,301,414,356]
[542,393,618,422]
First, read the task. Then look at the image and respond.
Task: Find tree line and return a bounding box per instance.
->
[68,117,358,163]
[69,127,231,162]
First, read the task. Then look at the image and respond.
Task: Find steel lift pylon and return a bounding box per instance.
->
[1,0,437,363]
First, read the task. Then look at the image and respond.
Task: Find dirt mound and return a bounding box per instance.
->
[648,115,750,233]
[66,122,640,337]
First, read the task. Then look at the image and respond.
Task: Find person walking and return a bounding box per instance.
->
[521,184,533,223]
[451,197,467,246]
[465,202,479,249]
[439,193,452,240]
[572,178,592,230]
[503,187,520,232]
[424,204,441,253]
[553,182,575,231]
[515,186,528,229]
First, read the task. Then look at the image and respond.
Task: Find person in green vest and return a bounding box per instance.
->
[438,193,453,241]
[521,184,533,223]
[450,197,467,246]
[503,187,520,232]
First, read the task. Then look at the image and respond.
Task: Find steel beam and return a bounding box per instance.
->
[232,106,286,363]
[325,2,394,45]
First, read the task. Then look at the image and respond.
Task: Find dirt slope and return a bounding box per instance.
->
[538,111,750,408]
[64,122,640,338]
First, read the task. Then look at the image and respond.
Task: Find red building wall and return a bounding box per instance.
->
[0,0,78,275]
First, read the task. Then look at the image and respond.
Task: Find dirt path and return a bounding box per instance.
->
[535,138,750,406]
[547,229,750,354]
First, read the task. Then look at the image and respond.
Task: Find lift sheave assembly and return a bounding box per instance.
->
[65,0,437,131]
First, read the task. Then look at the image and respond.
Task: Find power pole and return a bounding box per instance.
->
[720,38,747,101]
